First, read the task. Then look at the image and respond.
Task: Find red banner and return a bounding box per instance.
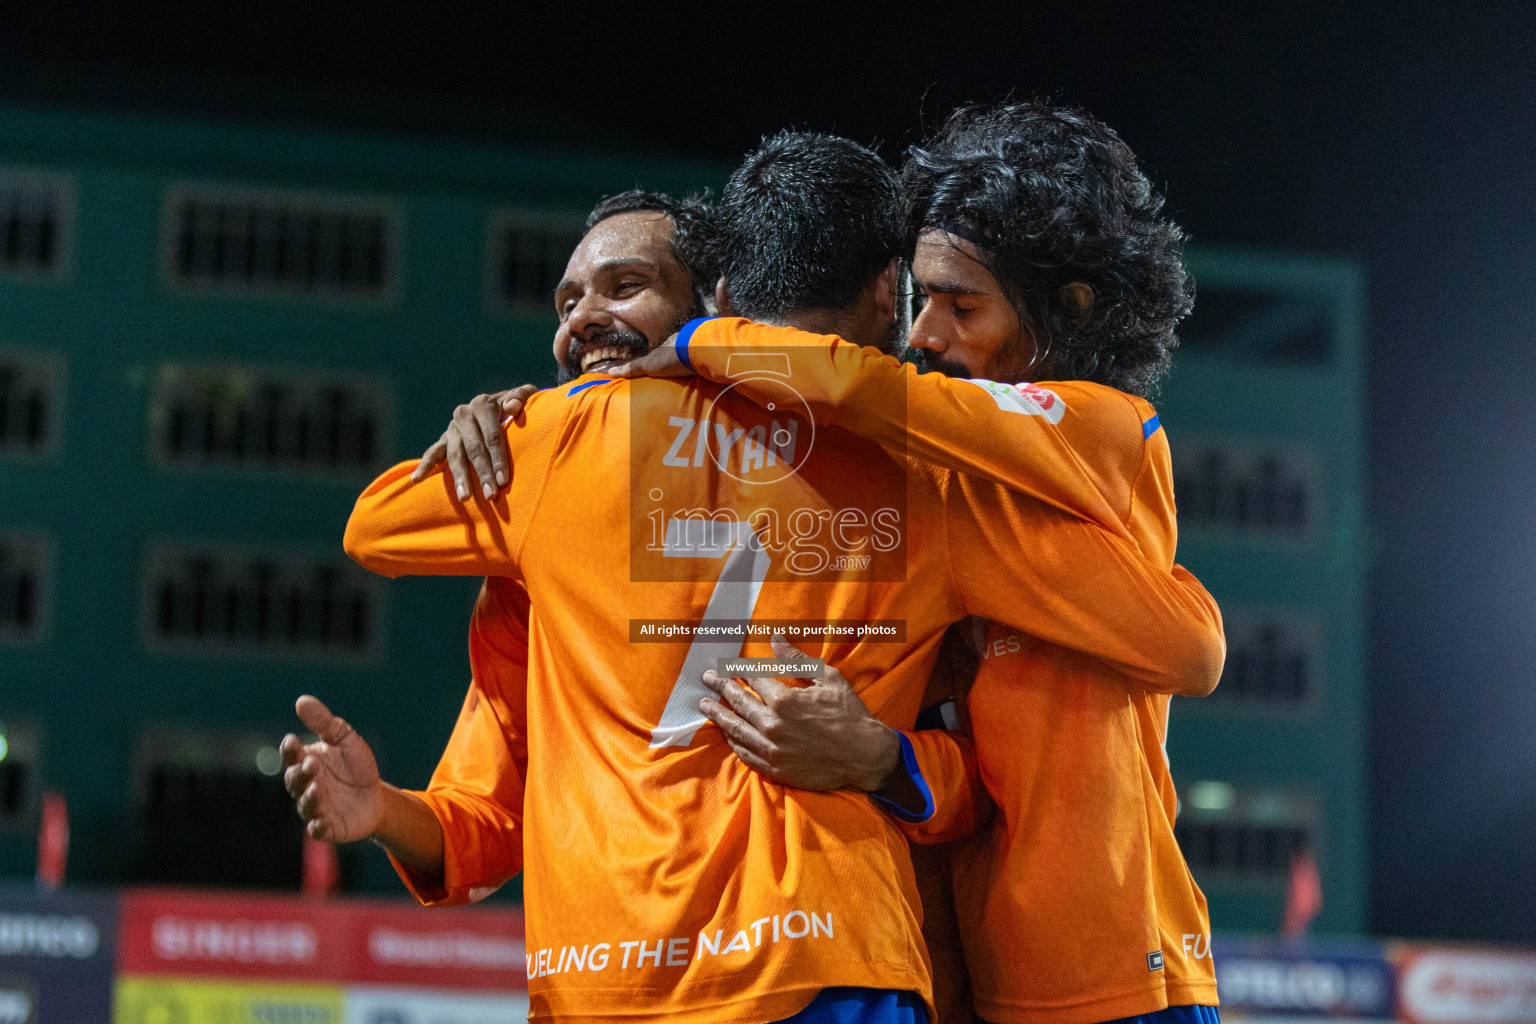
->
[116,887,527,992]
[118,888,354,982]
[1395,944,1536,1024]
[346,899,527,991]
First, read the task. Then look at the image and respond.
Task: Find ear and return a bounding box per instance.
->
[872,258,900,321]
[1056,281,1094,319]
[714,276,734,317]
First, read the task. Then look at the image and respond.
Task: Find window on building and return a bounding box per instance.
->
[1173,437,1321,541]
[141,545,382,659]
[1176,784,1318,883]
[0,351,61,458]
[1208,607,1325,711]
[0,532,51,643]
[1176,283,1337,363]
[486,210,587,313]
[148,364,388,475]
[131,728,304,888]
[0,721,39,829]
[162,184,398,300]
[0,170,73,281]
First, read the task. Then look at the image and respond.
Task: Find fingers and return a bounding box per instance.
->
[425,385,535,495]
[500,384,539,418]
[703,667,789,706]
[281,735,312,792]
[768,633,807,662]
[699,697,776,760]
[295,776,342,842]
[609,343,690,378]
[702,672,775,732]
[411,437,449,483]
[767,634,816,685]
[283,753,316,799]
[722,734,782,781]
[444,430,474,502]
[296,779,321,820]
[295,695,352,746]
[767,633,849,688]
[470,396,512,489]
[451,404,498,500]
[298,783,335,842]
[768,634,818,685]
[745,673,793,702]
[607,350,642,377]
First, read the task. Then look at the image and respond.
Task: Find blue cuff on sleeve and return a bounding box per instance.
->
[674,316,713,372]
[868,731,936,824]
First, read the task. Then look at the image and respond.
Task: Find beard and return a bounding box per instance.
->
[876,318,905,357]
[556,326,652,384]
[900,344,972,379]
[555,309,697,384]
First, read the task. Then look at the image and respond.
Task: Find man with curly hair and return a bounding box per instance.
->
[616,101,1221,1024]
[892,100,1217,1024]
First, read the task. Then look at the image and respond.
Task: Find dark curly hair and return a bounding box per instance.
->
[587,189,719,318]
[903,101,1192,397]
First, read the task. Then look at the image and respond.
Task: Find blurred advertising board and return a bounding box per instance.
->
[343,899,529,1022]
[344,988,529,1024]
[114,978,344,1024]
[1392,945,1536,1024]
[115,888,528,1023]
[0,886,118,1024]
[1213,938,1396,1022]
[117,888,353,983]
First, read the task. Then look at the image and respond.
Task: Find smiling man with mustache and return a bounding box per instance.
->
[552,191,716,383]
[414,189,716,500]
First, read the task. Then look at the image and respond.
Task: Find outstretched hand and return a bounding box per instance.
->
[608,335,696,380]
[280,695,386,843]
[412,384,540,501]
[699,634,900,792]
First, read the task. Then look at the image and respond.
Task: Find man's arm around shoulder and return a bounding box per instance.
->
[345,389,567,578]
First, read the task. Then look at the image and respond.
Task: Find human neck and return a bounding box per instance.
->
[770,307,885,350]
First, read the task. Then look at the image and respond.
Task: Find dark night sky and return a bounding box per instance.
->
[7,2,1535,939]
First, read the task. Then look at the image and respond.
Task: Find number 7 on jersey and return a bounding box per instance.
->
[650,520,773,748]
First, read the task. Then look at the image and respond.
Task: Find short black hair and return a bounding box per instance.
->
[716,132,902,320]
[903,101,1193,397]
[587,189,718,316]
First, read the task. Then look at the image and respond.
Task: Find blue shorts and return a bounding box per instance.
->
[983,1006,1221,1024]
[777,987,927,1023]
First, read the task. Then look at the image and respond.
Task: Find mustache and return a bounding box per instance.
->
[901,344,971,379]
[558,328,651,383]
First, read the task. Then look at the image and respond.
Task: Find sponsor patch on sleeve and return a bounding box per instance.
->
[963,379,1066,424]
[1148,950,1165,971]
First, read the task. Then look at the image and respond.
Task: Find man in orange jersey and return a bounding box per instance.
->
[289,132,1221,1024]
[420,189,719,500]
[280,188,723,903]
[616,102,1223,1024]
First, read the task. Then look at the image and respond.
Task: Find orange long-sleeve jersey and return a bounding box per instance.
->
[345,340,1221,1023]
[389,576,533,907]
[676,318,1221,1024]
[914,619,1219,1024]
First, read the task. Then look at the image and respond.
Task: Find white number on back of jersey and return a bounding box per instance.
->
[649,519,772,748]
